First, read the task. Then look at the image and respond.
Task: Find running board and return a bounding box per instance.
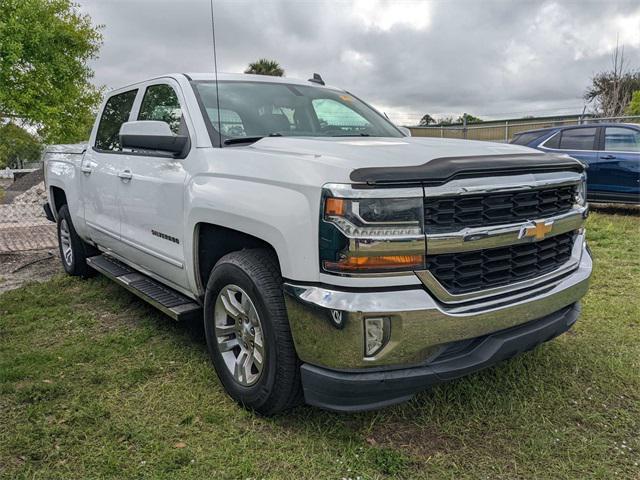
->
[86,254,202,321]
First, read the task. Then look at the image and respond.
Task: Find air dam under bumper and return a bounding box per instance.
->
[284,244,591,412]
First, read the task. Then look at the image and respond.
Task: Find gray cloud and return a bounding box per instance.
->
[79,0,640,124]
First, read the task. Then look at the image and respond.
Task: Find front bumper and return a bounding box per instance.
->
[283,243,592,410]
[301,303,581,412]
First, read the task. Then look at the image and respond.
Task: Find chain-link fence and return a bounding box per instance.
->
[0,168,57,254]
[408,115,640,142]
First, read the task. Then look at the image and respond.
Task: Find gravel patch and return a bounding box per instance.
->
[13,181,48,204]
[0,249,63,294]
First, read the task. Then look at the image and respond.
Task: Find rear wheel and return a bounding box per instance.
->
[56,205,97,277]
[203,249,303,415]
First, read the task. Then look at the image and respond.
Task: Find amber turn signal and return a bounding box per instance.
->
[324,197,346,217]
[324,255,424,272]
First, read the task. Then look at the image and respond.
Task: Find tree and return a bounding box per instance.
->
[625,90,640,115]
[244,59,284,77]
[0,122,42,169]
[437,116,455,126]
[584,42,640,117]
[419,114,435,126]
[457,113,483,124]
[0,0,103,144]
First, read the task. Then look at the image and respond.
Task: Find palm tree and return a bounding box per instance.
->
[244,59,284,77]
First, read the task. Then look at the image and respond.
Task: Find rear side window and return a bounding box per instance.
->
[95,89,138,151]
[558,127,596,150]
[511,132,545,145]
[604,127,640,152]
[138,84,183,135]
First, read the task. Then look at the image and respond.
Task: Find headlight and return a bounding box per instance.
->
[320,185,425,274]
[574,176,587,206]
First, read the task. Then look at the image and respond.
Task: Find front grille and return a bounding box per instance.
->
[423,185,577,232]
[426,231,576,294]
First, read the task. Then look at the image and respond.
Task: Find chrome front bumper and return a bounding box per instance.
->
[284,241,592,370]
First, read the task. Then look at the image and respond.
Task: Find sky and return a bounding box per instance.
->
[77,0,640,125]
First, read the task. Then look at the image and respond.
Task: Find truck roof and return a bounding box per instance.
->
[109,72,342,94]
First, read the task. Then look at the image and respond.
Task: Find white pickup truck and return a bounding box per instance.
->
[43,73,592,414]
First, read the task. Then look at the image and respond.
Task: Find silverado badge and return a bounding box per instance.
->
[519,220,554,241]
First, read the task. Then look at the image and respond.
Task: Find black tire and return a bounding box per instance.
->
[203,248,303,415]
[56,204,98,278]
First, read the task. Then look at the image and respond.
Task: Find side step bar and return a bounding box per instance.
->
[86,254,202,321]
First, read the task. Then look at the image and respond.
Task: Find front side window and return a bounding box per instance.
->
[558,127,596,151]
[604,127,640,152]
[192,81,402,144]
[95,89,138,151]
[138,84,183,134]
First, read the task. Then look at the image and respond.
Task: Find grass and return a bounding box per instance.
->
[1,210,639,479]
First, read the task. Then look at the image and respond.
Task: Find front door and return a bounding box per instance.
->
[116,81,189,290]
[82,89,138,251]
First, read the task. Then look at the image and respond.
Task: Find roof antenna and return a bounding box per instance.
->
[209,0,222,147]
[308,73,325,86]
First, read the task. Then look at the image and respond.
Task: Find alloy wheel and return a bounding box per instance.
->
[214,284,265,386]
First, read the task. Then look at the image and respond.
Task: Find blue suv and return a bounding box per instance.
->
[512,123,640,204]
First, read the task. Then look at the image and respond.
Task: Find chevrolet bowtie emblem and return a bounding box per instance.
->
[519,220,554,240]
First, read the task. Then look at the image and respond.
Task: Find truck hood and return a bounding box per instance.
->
[250,136,533,168]
[248,136,583,185]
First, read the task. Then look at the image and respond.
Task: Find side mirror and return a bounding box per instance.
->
[119,121,188,155]
[397,126,412,137]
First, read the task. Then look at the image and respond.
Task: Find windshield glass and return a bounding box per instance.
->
[192,80,403,145]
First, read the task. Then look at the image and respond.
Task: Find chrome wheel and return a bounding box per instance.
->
[59,219,73,267]
[214,285,265,386]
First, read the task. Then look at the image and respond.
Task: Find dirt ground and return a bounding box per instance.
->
[0,248,63,294]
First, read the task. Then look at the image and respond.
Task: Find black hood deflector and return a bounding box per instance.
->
[350,153,585,186]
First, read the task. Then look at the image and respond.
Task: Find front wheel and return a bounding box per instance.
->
[203,249,302,415]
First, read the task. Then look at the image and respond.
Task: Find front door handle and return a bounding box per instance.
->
[81,166,93,174]
[118,170,133,181]
[601,154,616,160]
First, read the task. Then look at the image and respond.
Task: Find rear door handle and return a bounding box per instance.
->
[601,154,616,160]
[118,170,133,181]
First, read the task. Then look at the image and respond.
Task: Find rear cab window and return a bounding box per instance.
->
[94,89,138,151]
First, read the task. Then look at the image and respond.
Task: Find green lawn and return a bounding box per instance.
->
[1,211,639,479]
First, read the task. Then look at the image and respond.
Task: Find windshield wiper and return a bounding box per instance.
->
[334,133,371,137]
[223,133,282,146]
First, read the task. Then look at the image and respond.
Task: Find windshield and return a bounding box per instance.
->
[192,80,403,145]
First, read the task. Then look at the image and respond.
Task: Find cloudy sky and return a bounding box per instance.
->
[77,0,640,124]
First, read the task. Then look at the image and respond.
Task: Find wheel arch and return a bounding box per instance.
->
[194,222,281,297]
[50,186,68,216]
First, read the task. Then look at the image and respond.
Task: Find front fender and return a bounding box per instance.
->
[186,175,321,287]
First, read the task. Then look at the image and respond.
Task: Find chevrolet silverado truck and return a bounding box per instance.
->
[43,73,592,414]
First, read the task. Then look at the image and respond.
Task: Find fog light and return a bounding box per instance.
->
[364,317,390,357]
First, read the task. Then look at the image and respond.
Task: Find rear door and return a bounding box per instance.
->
[596,126,640,202]
[81,89,138,251]
[116,80,190,290]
